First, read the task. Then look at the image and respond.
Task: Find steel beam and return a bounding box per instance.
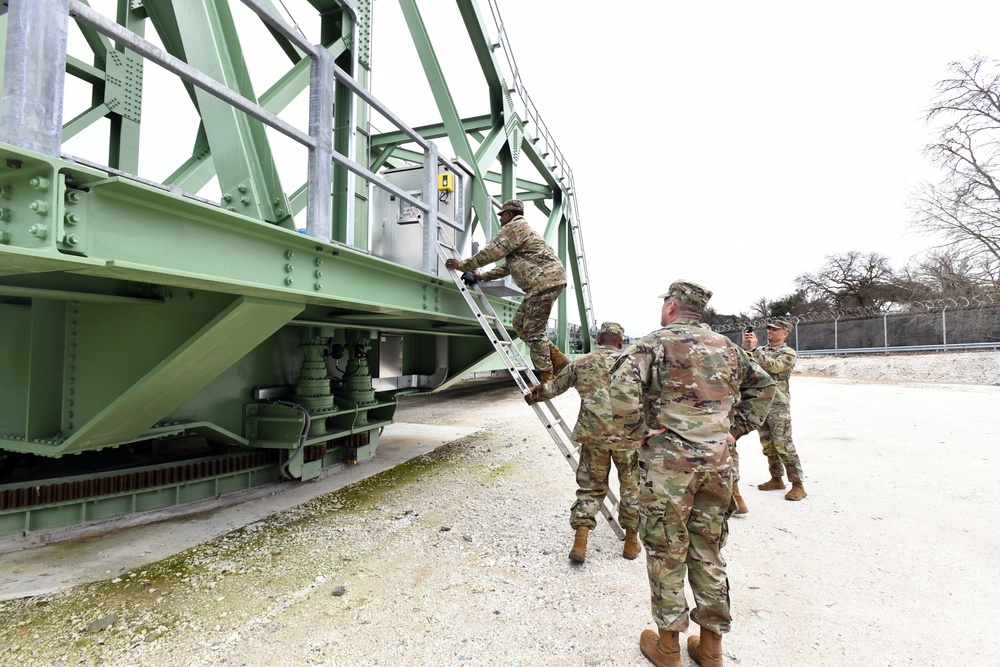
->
[134,0,294,225]
[55,296,304,455]
[165,39,349,193]
[397,0,497,240]
[370,115,493,147]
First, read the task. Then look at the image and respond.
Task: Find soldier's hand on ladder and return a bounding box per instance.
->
[461,271,480,285]
[524,384,546,405]
[445,258,462,270]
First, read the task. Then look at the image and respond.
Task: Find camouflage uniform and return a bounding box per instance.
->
[458,204,567,374]
[751,339,804,483]
[534,322,640,532]
[610,282,775,636]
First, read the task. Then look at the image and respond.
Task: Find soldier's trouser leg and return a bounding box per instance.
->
[511,286,563,373]
[570,440,611,530]
[611,445,640,532]
[728,441,740,484]
[639,467,732,634]
[687,469,733,635]
[766,409,804,483]
[758,418,785,478]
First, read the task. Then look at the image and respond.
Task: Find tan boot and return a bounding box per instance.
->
[536,370,555,383]
[549,343,571,374]
[622,527,641,560]
[732,482,748,514]
[568,526,589,563]
[784,482,807,501]
[639,628,681,667]
[686,626,723,666]
[757,476,785,491]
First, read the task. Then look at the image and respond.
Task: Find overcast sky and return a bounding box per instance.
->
[367,0,1000,335]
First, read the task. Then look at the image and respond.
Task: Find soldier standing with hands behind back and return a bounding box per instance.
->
[743,318,807,501]
[445,199,569,382]
[610,281,775,667]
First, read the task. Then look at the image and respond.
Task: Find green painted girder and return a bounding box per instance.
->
[107,0,146,173]
[165,38,348,192]
[397,0,498,240]
[372,144,552,199]
[0,144,517,331]
[65,55,105,85]
[62,296,303,455]
[567,220,593,351]
[369,114,493,148]
[143,0,291,227]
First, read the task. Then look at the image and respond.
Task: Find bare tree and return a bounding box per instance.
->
[900,248,982,301]
[794,251,898,310]
[913,56,1000,288]
[750,297,770,319]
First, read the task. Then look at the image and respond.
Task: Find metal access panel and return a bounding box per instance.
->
[371,162,471,275]
[378,334,404,378]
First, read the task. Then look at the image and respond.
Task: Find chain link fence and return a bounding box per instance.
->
[713,297,1000,355]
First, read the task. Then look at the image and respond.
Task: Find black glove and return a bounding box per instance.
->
[461,271,479,286]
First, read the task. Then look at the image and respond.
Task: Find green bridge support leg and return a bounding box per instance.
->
[59,296,303,454]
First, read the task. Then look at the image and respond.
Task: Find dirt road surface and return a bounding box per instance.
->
[1,362,998,666]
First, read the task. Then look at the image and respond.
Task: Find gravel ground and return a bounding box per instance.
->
[795,348,1000,385]
[2,354,999,665]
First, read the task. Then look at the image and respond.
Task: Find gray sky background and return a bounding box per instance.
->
[367,0,1000,335]
[61,1,1000,337]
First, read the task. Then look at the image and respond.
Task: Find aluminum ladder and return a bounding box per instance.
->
[436,240,624,539]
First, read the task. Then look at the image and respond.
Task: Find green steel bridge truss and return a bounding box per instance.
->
[0,0,597,527]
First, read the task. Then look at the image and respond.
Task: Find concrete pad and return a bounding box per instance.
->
[0,422,477,600]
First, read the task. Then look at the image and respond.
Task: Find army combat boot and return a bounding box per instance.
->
[784,482,807,501]
[757,476,786,491]
[732,482,748,514]
[687,626,723,666]
[622,527,641,560]
[568,526,589,563]
[549,343,571,374]
[639,628,681,667]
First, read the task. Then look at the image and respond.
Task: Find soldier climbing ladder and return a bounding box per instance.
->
[436,238,625,540]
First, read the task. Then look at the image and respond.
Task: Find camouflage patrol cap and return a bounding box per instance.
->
[767,317,794,332]
[657,280,713,310]
[599,321,625,338]
[500,198,525,213]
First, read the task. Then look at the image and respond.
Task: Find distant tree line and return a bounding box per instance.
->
[707,56,1000,326]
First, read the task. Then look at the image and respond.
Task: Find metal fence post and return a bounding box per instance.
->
[942,306,948,351]
[834,315,840,351]
[422,141,440,275]
[883,313,888,352]
[0,0,71,157]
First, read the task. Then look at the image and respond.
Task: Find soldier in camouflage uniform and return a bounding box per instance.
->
[743,318,806,501]
[445,199,568,382]
[700,324,749,514]
[610,281,775,667]
[525,322,641,563]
